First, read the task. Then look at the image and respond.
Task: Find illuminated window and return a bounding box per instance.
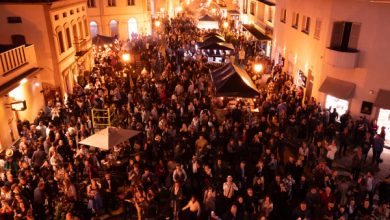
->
[325,95,349,119]
[90,21,98,37]
[109,20,119,37]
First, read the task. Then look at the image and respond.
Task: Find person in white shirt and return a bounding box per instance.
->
[326,139,338,168]
[223,175,238,209]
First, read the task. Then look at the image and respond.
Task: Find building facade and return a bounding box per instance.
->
[86,0,153,40]
[0,0,93,97]
[0,44,45,150]
[0,0,93,149]
[273,0,390,142]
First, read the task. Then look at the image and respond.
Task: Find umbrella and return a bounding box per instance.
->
[79,126,140,150]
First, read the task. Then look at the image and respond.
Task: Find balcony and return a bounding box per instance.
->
[324,47,359,68]
[0,44,39,88]
[0,44,28,76]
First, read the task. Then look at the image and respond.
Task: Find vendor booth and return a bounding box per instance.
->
[92,34,116,46]
[210,63,259,98]
[198,14,219,30]
[200,42,234,63]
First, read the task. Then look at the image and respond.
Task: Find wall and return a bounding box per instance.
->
[273,0,390,119]
[87,0,152,40]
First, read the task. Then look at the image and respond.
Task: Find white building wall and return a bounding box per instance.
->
[273,0,390,119]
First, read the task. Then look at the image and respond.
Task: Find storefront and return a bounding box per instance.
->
[374,89,390,145]
[319,77,356,117]
[242,24,272,58]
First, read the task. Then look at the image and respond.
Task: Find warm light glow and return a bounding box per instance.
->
[122,53,130,62]
[223,21,229,29]
[155,20,161,27]
[9,86,24,100]
[211,8,216,13]
[160,8,165,12]
[177,6,182,12]
[20,78,28,85]
[242,14,248,24]
[254,64,263,73]
[34,82,41,87]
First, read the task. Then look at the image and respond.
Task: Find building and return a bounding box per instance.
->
[273,0,390,142]
[238,0,275,57]
[87,0,153,40]
[0,43,45,150]
[0,0,93,97]
[0,0,93,149]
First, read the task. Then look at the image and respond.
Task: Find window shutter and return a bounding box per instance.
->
[330,22,345,49]
[348,23,361,50]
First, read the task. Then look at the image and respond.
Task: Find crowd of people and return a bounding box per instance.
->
[0,12,389,220]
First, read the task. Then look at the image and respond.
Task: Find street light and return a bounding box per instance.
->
[254,55,263,73]
[223,21,229,29]
[122,53,130,63]
[155,20,161,28]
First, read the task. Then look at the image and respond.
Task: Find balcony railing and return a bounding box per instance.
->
[0,45,28,76]
[324,47,359,68]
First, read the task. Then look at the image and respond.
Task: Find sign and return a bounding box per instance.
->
[11,100,27,111]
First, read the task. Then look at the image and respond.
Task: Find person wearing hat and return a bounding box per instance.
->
[4,149,18,176]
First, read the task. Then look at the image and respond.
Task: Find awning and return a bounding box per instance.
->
[375,89,390,109]
[210,63,259,98]
[200,42,234,50]
[92,34,116,45]
[203,35,226,44]
[227,10,240,15]
[257,0,276,6]
[199,14,217,22]
[242,24,272,41]
[319,77,356,100]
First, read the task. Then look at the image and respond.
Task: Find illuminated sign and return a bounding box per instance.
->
[11,100,27,111]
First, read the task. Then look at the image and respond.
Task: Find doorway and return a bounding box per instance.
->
[128,18,138,39]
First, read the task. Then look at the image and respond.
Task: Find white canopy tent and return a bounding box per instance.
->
[79,126,140,150]
[197,14,219,30]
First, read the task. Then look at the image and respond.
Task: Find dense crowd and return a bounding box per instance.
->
[0,14,389,220]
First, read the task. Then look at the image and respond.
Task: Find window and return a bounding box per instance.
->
[57,31,65,54]
[11,35,26,46]
[82,6,85,11]
[78,21,84,38]
[76,8,80,13]
[128,0,135,6]
[7,17,22,23]
[250,2,255,15]
[267,6,273,22]
[302,16,310,34]
[280,9,286,23]
[243,0,247,14]
[70,10,74,15]
[73,24,78,40]
[292,12,299,29]
[128,18,137,38]
[330,21,361,51]
[63,12,67,18]
[89,21,98,37]
[314,19,321,40]
[87,0,95,7]
[65,27,72,48]
[54,15,59,20]
[109,20,119,37]
[108,0,116,7]
[84,19,89,36]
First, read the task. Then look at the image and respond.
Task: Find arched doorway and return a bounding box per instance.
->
[128,18,137,39]
[89,21,98,37]
[109,20,119,37]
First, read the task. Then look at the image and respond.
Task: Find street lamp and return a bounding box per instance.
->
[155,20,161,28]
[223,21,229,29]
[254,55,263,73]
[122,53,130,63]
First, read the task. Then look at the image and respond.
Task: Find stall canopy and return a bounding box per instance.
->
[198,14,219,30]
[257,0,276,6]
[375,89,390,109]
[210,63,259,97]
[79,126,140,150]
[319,77,356,100]
[242,24,272,41]
[92,34,116,46]
[200,42,234,50]
[203,34,226,44]
[203,32,225,40]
